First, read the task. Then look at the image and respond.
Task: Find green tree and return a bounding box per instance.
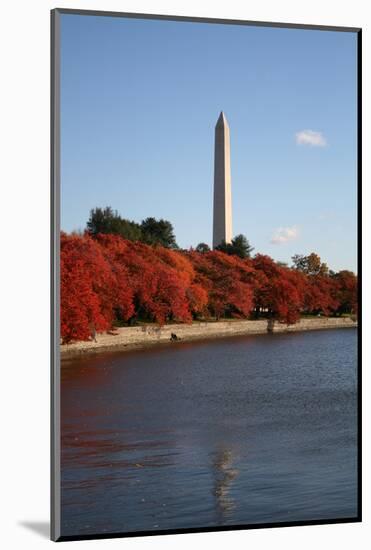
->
[216,234,254,259]
[195,242,211,253]
[87,208,179,247]
[291,252,329,276]
[87,207,142,241]
[140,217,178,248]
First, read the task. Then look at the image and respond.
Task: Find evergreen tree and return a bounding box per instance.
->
[195,242,211,253]
[87,207,142,241]
[140,217,178,248]
[216,234,254,259]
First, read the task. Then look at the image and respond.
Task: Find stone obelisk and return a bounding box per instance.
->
[213,111,232,249]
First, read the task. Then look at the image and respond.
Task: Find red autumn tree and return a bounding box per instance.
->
[188,250,255,319]
[302,274,339,315]
[251,255,304,324]
[186,283,209,317]
[103,239,193,324]
[331,270,358,315]
[61,233,134,342]
[154,246,207,319]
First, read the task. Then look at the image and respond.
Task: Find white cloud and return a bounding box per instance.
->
[271,226,299,245]
[295,129,327,147]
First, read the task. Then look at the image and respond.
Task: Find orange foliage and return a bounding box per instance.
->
[60,233,134,342]
[187,250,255,319]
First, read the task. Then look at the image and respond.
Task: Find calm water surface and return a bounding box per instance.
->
[61,329,358,537]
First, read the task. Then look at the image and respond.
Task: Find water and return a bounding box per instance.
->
[60,328,358,537]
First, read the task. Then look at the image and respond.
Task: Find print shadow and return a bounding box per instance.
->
[18,521,49,539]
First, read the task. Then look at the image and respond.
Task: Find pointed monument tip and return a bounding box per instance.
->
[216,111,228,127]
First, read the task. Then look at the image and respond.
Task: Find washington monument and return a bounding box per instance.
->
[213,111,233,249]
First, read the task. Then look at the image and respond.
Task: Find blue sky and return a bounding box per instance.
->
[60,14,358,272]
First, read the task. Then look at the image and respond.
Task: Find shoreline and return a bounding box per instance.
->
[60,317,357,359]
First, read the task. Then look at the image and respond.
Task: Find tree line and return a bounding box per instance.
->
[87,207,254,258]
[87,207,178,249]
[61,223,357,342]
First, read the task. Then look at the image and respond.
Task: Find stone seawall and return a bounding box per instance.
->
[60,317,357,358]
